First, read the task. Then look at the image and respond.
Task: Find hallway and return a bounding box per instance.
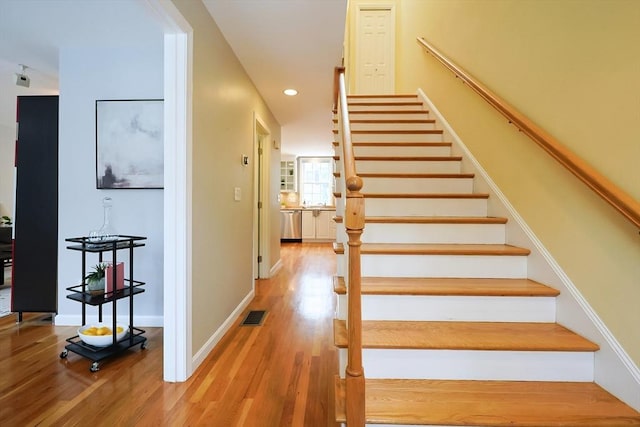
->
[184,241,339,426]
[0,242,338,426]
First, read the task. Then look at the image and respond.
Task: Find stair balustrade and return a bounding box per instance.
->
[334,66,366,427]
[417,37,640,230]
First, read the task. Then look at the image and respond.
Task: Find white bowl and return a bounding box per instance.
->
[78,323,128,347]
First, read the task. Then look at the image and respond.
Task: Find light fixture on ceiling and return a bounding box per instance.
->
[15,64,30,88]
[283,88,298,96]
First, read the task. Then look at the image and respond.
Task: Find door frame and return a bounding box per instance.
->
[144,0,193,382]
[253,113,271,279]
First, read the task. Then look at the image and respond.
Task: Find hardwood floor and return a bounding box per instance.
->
[0,242,339,426]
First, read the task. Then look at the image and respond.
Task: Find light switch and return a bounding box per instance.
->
[234,187,241,201]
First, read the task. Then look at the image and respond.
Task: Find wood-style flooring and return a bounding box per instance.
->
[0,242,338,426]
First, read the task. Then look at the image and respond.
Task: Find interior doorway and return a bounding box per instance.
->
[355,4,396,94]
[253,114,270,279]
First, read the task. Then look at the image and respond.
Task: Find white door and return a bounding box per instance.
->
[355,6,395,94]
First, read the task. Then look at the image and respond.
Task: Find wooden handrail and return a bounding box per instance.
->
[335,66,365,426]
[333,66,344,112]
[417,37,640,230]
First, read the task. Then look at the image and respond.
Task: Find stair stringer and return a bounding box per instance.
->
[417,88,640,411]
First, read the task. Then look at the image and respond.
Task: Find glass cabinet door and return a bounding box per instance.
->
[280,161,295,191]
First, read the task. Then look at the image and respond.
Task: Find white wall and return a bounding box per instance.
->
[56,44,164,326]
[170,0,282,364]
[0,121,15,218]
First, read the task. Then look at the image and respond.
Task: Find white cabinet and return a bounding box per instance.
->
[301,211,316,239]
[302,209,336,240]
[280,161,296,191]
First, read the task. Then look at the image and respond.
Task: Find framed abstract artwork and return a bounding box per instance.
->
[95,99,164,189]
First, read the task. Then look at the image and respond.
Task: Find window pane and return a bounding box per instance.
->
[298,157,334,206]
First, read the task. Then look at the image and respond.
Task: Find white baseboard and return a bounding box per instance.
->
[190,289,255,372]
[269,258,282,277]
[416,88,640,410]
[54,314,163,327]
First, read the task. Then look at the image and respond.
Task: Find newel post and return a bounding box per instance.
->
[345,175,365,427]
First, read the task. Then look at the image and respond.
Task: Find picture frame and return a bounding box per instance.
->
[95,99,164,189]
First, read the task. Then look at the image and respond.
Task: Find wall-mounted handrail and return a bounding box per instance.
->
[417,37,640,230]
[334,66,365,427]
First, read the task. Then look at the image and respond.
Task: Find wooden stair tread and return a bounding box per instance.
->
[352,141,451,146]
[333,319,599,351]
[333,242,344,254]
[355,155,461,161]
[334,215,508,224]
[333,118,435,124]
[334,129,443,134]
[360,243,530,256]
[363,193,489,199]
[347,101,423,107]
[347,94,418,98]
[348,109,430,115]
[332,276,560,297]
[364,215,507,224]
[360,172,474,178]
[334,377,640,426]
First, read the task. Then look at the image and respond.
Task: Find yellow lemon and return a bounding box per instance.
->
[96,327,112,336]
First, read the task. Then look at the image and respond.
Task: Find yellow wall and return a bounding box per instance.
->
[171,0,281,354]
[378,0,640,363]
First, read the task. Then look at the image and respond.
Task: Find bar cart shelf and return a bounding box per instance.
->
[60,235,147,372]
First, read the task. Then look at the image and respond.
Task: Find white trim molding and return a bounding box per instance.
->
[143,0,194,383]
[191,289,255,370]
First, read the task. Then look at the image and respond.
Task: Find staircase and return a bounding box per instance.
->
[332,94,640,426]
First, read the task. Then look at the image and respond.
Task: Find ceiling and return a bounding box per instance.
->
[202,0,347,156]
[0,0,347,157]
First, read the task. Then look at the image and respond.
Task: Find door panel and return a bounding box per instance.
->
[356,6,395,94]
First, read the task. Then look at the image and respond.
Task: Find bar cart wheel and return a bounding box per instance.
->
[60,350,68,359]
[141,341,147,350]
[90,362,100,372]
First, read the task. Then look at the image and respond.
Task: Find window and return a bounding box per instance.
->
[298,157,334,206]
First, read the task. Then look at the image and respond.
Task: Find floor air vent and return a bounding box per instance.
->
[240,310,266,326]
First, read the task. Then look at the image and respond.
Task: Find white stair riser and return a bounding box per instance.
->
[335,255,345,276]
[356,160,461,174]
[361,254,528,278]
[353,145,451,157]
[341,122,437,131]
[351,132,443,142]
[365,198,488,217]
[348,96,419,103]
[363,177,473,194]
[348,104,424,112]
[336,295,556,322]
[362,222,505,244]
[337,349,594,382]
[348,112,431,120]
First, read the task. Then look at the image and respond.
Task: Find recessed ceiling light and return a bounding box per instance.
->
[283,88,298,96]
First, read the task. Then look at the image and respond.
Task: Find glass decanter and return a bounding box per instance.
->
[88,197,118,243]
